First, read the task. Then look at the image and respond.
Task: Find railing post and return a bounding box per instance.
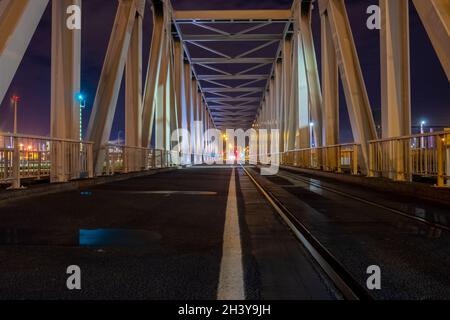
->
[394,139,405,181]
[337,145,342,173]
[9,136,21,189]
[446,133,450,187]
[437,134,444,187]
[123,147,129,174]
[351,144,358,175]
[368,142,375,177]
[37,150,42,180]
[105,146,110,175]
[87,144,94,178]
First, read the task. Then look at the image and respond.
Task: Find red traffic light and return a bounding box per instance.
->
[11,95,20,102]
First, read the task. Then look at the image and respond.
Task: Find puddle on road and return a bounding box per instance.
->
[0,229,161,247]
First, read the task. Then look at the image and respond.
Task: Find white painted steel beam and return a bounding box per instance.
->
[86,0,137,173]
[320,0,378,169]
[0,0,49,104]
[380,0,411,138]
[412,0,450,81]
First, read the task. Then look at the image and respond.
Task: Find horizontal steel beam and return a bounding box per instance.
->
[192,58,274,64]
[182,34,283,41]
[198,75,268,80]
[173,10,292,21]
[206,97,261,102]
[203,87,265,92]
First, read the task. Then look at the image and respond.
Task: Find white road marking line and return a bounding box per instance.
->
[217,168,245,300]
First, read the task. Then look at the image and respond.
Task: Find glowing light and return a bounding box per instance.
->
[310,122,315,127]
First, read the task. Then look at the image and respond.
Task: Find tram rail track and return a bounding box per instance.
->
[241,165,372,301]
[277,168,450,233]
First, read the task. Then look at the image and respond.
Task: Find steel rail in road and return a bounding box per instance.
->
[241,165,372,301]
[278,169,450,233]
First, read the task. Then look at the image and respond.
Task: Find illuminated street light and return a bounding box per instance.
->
[77,93,86,141]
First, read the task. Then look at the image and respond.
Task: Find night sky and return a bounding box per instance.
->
[1,0,448,143]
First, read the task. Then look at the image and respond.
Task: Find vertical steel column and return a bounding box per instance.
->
[50,0,81,182]
[380,0,411,181]
[380,0,411,138]
[125,1,145,171]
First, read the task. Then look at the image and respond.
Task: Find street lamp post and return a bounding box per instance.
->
[310,122,315,148]
[420,120,426,148]
[11,95,20,135]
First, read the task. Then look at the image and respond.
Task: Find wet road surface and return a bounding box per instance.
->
[0,167,336,300]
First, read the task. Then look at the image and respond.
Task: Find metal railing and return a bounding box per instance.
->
[281,143,361,175]
[369,132,449,187]
[102,144,174,175]
[0,133,94,188]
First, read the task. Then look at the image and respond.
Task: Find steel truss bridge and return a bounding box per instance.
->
[0,0,449,189]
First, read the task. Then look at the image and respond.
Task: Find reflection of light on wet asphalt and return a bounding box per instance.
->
[120,191,218,196]
[79,229,161,247]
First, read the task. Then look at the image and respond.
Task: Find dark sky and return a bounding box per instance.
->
[1,0,448,143]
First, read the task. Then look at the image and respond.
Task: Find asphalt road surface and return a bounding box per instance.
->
[0,166,336,300]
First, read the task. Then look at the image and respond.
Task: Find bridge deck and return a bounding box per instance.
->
[0,167,334,299]
[0,166,449,299]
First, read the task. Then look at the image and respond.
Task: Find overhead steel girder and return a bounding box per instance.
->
[86,0,138,174]
[182,34,283,41]
[191,58,274,64]
[197,75,268,81]
[173,10,292,21]
[320,0,377,169]
[412,0,450,81]
[0,0,49,104]
[202,87,265,93]
[212,111,256,116]
[206,98,260,102]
